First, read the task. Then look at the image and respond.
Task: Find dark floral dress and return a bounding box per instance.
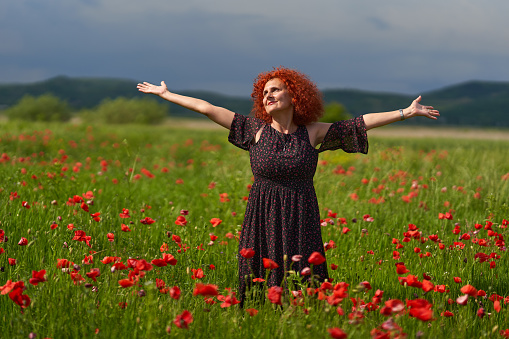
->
[228,113,368,304]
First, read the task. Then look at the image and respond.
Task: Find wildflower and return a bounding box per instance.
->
[460,284,478,297]
[173,310,193,329]
[86,268,101,282]
[308,252,326,265]
[90,212,101,222]
[327,328,347,339]
[29,270,47,285]
[193,283,218,297]
[210,218,222,227]
[107,233,114,242]
[240,248,255,259]
[140,217,155,225]
[191,268,205,280]
[245,308,258,316]
[175,216,187,226]
[118,279,134,288]
[119,208,130,218]
[170,286,181,300]
[263,258,279,270]
[267,286,282,305]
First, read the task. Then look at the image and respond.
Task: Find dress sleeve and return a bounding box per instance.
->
[317,116,368,154]
[228,113,265,151]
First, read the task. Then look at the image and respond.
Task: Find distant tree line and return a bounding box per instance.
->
[1,94,168,125]
[1,93,351,124]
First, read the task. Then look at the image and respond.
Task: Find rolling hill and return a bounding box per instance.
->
[0,76,508,127]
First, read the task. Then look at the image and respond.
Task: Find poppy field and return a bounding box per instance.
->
[1,120,509,338]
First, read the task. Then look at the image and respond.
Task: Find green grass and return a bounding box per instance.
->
[1,121,509,338]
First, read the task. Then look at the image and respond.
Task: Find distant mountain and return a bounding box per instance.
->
[1,76,508,127]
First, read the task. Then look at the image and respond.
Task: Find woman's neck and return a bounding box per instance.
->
[270,111,296,134]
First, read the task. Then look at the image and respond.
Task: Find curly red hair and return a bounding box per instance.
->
[251,67,324,125]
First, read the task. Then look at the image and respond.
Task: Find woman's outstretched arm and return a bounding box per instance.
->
[137,81,235,129]
[362,96,439,130]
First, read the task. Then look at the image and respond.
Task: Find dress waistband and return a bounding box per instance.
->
[253,175,314,190]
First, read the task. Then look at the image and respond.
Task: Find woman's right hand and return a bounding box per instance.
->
[137,81,168,96]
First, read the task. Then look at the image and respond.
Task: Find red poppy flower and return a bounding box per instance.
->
[191,268,205,280]
[8,258,16,266]
[218,294,241,308]
[409,306,433,321]
[85,268,101,282]
[308,252,326,265]
[118,279,134,288]
[22,201,30,209]
[90,212,101,222]
[210,218,222,227]
[173,310,193,329]
[119,208,130,218]
[495,300,502,313]
[172,234,182,243]
[170,286,181,300]
[107,233,114,242]
[175,216,187,226]
[50,223,58,230]
[136,259,153,271]
[360,281,372,291]
[80,202,89,212]
[140,217,155,225]
[9,286,31,309]
[253,278,265,283]
[151,259,168,267]
[245,308,258,316]
[396,264,410,275]
[460,284,478,297]
[193,283,219,297]
[18,237,28,246]
[160,253,176,266]
[29,269,47,285]
[422,280,434,293]
[441,311,454,317]
[263,258,279,270]
[70,271,85,285]
[121,224,131,232]
[267,286,282,305]
[453,277,462,283]
[240,248,255,259]
[141,168,155,178]
[327,328,347,339]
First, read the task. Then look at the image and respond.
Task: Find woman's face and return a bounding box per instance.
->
[262,78,293,115]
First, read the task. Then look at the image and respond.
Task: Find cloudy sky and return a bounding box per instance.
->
[1,0,508,96]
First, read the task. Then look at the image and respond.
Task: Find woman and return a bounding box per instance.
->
[137,67,439,305]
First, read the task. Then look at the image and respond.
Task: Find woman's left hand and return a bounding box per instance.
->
[406,96,440,120]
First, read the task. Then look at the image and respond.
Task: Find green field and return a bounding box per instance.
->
[1,120,509,338]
